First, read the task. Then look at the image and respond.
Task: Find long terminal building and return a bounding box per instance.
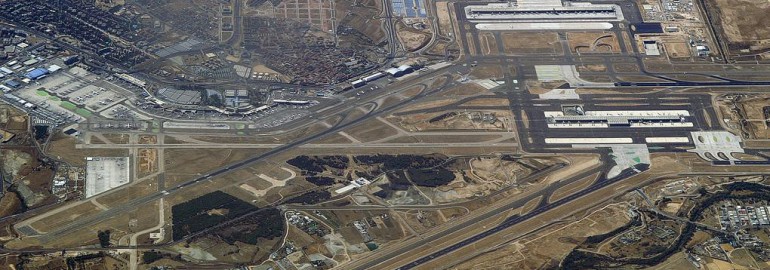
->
[464,0,625,30]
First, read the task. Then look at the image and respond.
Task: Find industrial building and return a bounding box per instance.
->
[273,99,311,105]
[24,67,48,80]
[4,80,20,88]
[115,73,147,88]
[385,65,413,77]
[224,89,249,108]
[351,65,414,88]
[644,41,661,56]
[157,88,202,105]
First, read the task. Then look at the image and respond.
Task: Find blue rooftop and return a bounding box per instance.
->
[5,80,21,88]
[25,68,49,80]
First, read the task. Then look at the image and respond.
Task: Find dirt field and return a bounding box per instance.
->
[342,118,400,142]
[47,134,129,166]
[465,32,477,56]
[395,21,431,52]
[335,0,385,42]
[449,203,632,269]
[387,110,511,131]
[664,41,692,58]
[95,178,159,208]
[707,0,770,52]
[468,64,504,79]
[567,32,621,53]
[613,63,640,73]
[384,134,503,144]
[29,202,104,233]
[716,95,770,139]
[435,2,450,35]
[38,201,159,248]
[469,156,530,187]
[544,154,600,185]
[577,64,607,72]
[478,32,499,55]
[526,80,570,95]
[190,135,276,144]
[101,133,130,144]
[163,135,193,144]
[729,248,763,269]
[138,148,158,176]
[501,32,562,54]
[459,97,509,107]
[647,251,698,270]
[394,98,459,114]
[548,172,600,203]
[165,149,263,175]
[436,83,490,97]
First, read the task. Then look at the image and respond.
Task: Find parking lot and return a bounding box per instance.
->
[85,157,130,198]
[28,67,127,112]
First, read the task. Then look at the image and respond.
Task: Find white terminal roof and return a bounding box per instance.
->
[48,65,62,72]
[546,110,690,125]
[645,43,661,56]
[385,68,400,75]
[515,0,562,8]
[465,2,625,22]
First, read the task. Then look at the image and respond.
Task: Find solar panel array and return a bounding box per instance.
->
[392,0,427,18]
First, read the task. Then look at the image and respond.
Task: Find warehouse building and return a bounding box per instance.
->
[24,68,49,80]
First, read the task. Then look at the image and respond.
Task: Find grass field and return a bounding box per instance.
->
[75,108,92,117]
[60,101,77,110]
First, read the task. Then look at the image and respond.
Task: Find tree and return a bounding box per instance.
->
[97,230,111,247]
[208,94,223,107]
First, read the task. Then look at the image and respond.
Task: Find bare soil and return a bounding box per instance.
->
[567,32,621,53]
[501,32,561,54]
[707,0,770,52]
